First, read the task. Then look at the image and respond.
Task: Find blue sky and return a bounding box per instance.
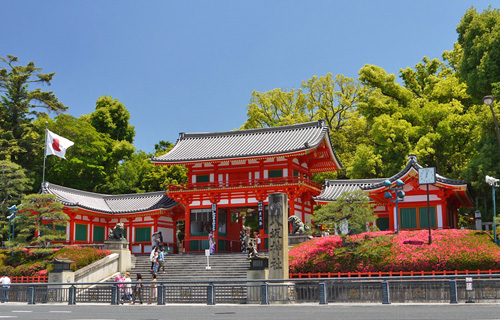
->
[1,1,494,153]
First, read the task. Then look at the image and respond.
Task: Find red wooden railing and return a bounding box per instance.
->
[290,270,500,279]
[167,176,322,192]
[10,275,48,283]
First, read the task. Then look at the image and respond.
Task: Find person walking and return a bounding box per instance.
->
[1,275,10,303]
[208,230,215,254]
[150,246,158,272]
[240,230,246,253]
[244,227,251,252]
[122,272,132,304]
[152,250,160,275]
[151,232,160,249]
[149,273,157,304]
[255,232,261,251]
[131,273,143,305]
[115,273,125,303]
[159,247,166,274]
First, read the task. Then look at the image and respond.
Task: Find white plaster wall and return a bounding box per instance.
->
[231,199,246,204]
[404,195,440,202]
[74,253,120,287]
[437,204,443,229]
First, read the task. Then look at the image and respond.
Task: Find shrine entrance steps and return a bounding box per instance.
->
[129,253,251,282]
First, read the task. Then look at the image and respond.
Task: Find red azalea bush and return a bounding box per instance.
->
[47,245,111,272]
[289,229,500,273]
[0,246,110,276]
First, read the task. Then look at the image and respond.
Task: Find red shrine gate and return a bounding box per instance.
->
[153,121,341,253]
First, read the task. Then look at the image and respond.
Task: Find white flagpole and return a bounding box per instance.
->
[42,122,48,184]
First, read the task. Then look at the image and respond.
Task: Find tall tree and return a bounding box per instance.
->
[302,74,370,176]
[0,160,30,217]
[242,74,369,178]
[455,7,500,218]
[241,88,309,129]
[0,55,67,169]
[356,57,478,179]
[14,193,68,248]
[457,6,500,101]
[34,114,134,192]
[89,96,135,143]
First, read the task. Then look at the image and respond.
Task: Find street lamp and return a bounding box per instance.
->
[483,96,500,162]
[7,205,20,258]
[384,179,405,234]
[486,175,500,245]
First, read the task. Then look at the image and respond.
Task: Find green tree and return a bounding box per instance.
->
[14,194,68,248]
[97,141,187,194]
[0,160,30,216]
[457,6,500,101]
[242,73,369,178]
[0,160,30,242]
[35,113,134,192]
[356,57,478,179]
[96,151,152,194]
[455,7,500,219]
[241,88,309,129]
[0,55,67,169]
[89,96,135,143]
[154,140,174,156]
[302,74,370,177]
[141,163,188,192]
[314,190,377,236]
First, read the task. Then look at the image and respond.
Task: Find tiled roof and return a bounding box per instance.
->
[42,182,177,214]
[315,155,471,202]
[315,179,383,202]
[361,155,470,190]
[151,120,342,167]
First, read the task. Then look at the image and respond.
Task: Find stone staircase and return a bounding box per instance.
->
[128,253,251,282]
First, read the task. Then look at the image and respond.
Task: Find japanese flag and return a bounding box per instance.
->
[46,129,74,159]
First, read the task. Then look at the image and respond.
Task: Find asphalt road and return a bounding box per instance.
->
[1,303,500,320]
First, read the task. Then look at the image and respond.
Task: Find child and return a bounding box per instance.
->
[159,247,166,274]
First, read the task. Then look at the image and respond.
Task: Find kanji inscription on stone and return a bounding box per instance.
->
[267,193,289,280]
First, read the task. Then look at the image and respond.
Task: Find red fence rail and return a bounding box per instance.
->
[167,176,322,192]
[290,270,500,279]
[11,275,48,283]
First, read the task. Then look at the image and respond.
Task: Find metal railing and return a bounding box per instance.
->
[3,274,500,305]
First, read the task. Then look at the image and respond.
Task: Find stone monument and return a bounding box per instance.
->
[103,223,131,273]
[268,193,289,279]
[48,258,75,301]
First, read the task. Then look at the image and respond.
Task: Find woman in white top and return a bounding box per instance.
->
[123,272,132,304]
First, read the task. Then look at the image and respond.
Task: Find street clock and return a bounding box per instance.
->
[419,167,436,185]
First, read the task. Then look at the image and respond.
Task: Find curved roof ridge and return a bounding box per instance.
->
[42,182,177,214]
[151,120,341,167]
[180,121,324,139]
[362,155,469,190]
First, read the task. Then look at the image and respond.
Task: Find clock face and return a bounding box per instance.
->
[419,167,436,185]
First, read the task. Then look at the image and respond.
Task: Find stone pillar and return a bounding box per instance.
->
[267,193,290,303]
[268,193,289,280]
[48,258,75,301]
[103,240,131,273]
